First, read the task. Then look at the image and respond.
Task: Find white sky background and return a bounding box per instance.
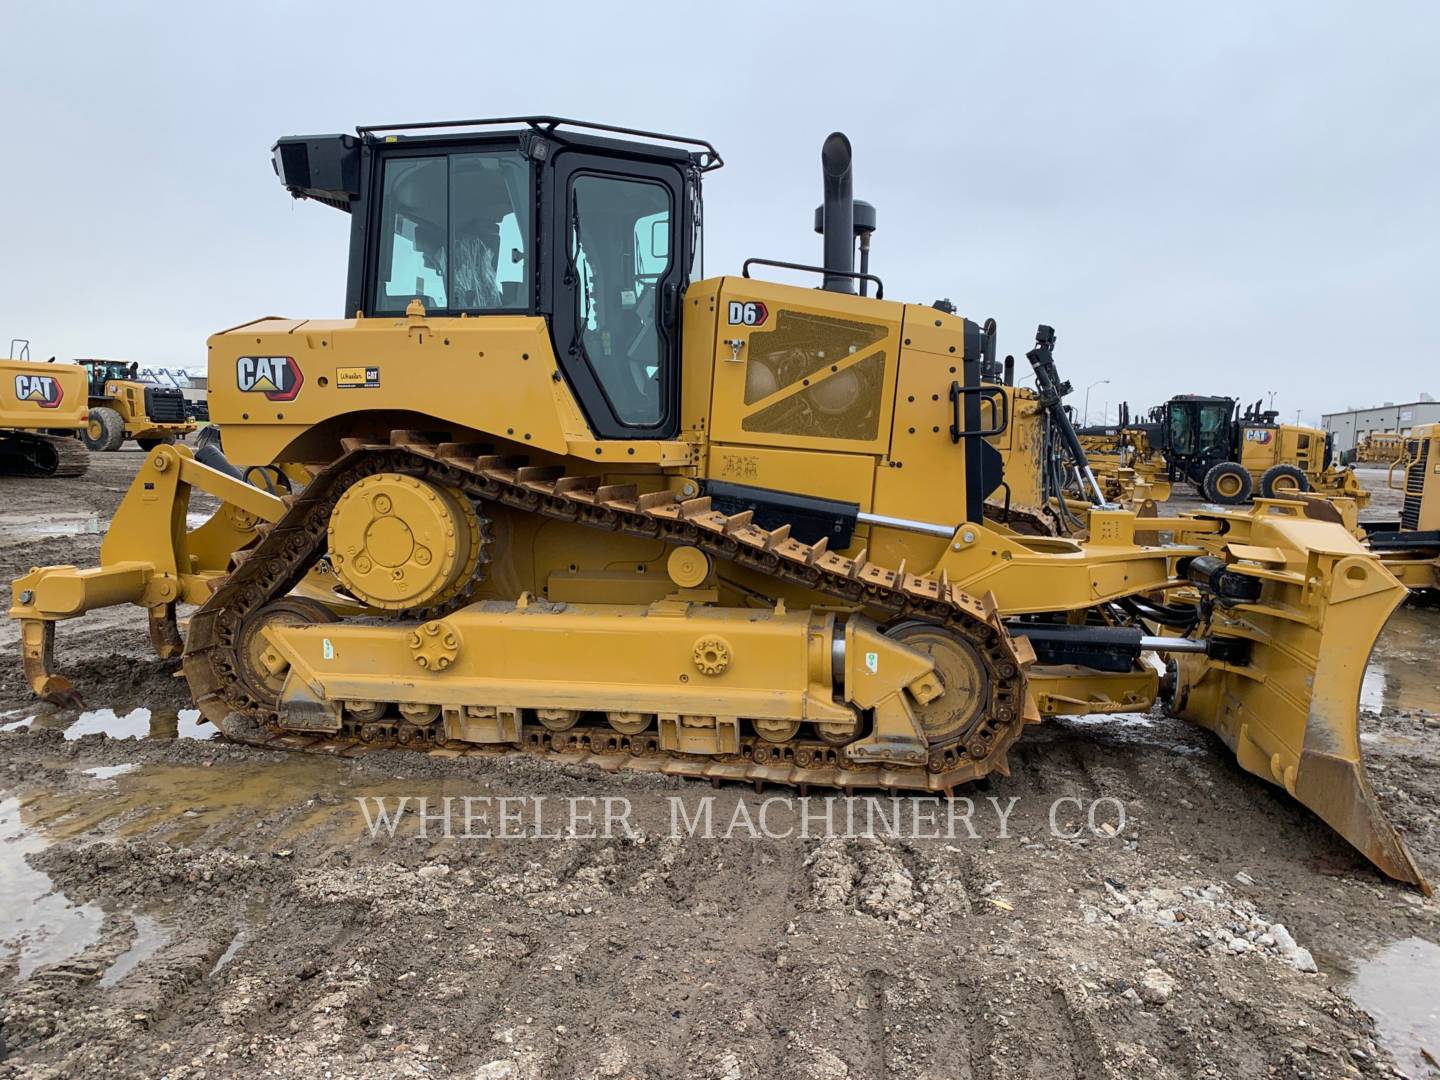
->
[1,1,1435,426]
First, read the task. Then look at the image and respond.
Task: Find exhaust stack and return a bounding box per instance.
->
[819,132,855,293]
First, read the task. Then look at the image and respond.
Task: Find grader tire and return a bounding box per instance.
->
[1202,462,1253,505]
[136,436,176,452]
[82,406,125,452]
[1259,463,1309,499]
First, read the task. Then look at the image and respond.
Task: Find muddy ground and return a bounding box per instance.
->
[0,453,1437,1079]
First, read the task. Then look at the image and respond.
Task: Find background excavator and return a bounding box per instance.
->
[0,340,90,478]
[9,118,1427,893]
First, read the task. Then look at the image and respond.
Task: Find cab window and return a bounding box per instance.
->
[373,151,531,314]
[1198,404,1229,451]
[568,174,672,426]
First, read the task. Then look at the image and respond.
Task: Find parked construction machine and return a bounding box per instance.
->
[1360,424,1440,593]
[8,119,1427,891]
[1354,431,1406,465]
[978,336,1164,536]
[1075,403,1173,504]
[0,341,90,478]
[1151,395,1367,507]
[78,358,195,451]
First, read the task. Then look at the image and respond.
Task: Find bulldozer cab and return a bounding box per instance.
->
[274,119,710,441]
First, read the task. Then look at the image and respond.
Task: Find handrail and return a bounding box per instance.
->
[740,258,884,299]
[950,382,1009,443]
[355,115,723,171]
[1388,451,1415,491]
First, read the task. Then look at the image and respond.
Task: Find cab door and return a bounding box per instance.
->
[548,151,688,440]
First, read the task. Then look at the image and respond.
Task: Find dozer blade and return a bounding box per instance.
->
[1170,507,1430,893]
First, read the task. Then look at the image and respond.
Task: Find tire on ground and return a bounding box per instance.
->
[136,435,176,452]
[1202,461,1253,505]
[1259,463,1309,499]
[81,406,125,452]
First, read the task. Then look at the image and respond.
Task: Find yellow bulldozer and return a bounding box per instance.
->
[78,358,195,451]
[1361,423,1440,593]
[8,118,1427,892]
[0,340,90,477]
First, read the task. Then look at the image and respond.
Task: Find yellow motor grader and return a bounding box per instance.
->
[8,118,1427,892]
[0,341,90,477]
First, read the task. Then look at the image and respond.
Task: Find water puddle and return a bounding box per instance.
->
[210,931,244,976]
[82,764,139,780]
[1363,606,1440,716]
[64,708,152,740]
[2,511,102,539]
[2,510,210,540]
[98,912,170,988]
[20,755,497,851]
[62,707,215,742]
[0,796,105,979]
[1056,711,1157,729]
[1347,936,1440,1077]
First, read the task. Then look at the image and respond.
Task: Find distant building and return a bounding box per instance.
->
[1323,398,1440,454]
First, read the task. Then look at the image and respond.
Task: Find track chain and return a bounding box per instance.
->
[182,433,1031,793]
[0,432,90,478]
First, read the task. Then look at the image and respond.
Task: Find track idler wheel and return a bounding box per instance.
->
[537,708,580,732]
[814,721,858,746]
[753,718,801,743]
[399,702,440,726]
[235,597,338,703]
[607,711,651,735]
[346,700,389,723]
[884,621,990,746]
[328,473,484,611]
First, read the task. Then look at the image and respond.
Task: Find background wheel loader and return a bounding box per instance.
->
[77,358,195,451]
[8,117,1427,893]
[0,340,90,477]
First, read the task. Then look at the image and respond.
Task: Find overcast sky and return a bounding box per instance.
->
[2,2,1435,425]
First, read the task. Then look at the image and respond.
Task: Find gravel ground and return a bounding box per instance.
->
[0,450,1436,1080]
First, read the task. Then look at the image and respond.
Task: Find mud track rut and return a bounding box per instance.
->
[182,433,1029,792]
